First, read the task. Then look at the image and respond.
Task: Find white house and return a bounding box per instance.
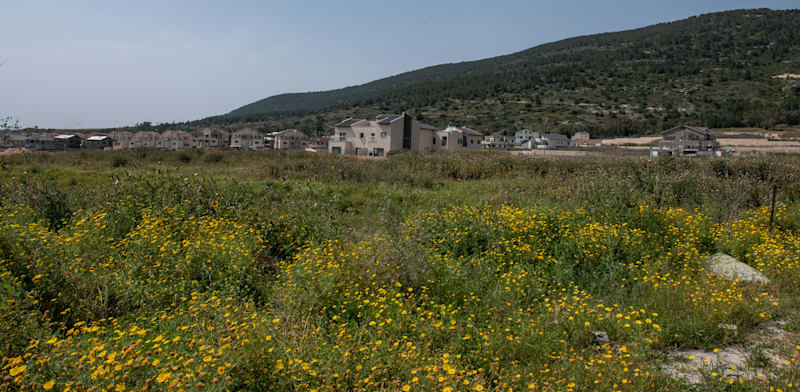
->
[515,129,539,145]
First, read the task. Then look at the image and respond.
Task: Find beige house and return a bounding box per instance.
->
[111,131,134,150]
[192,128,230,149]
[570,131,591,147]
[310,136,329,151]
[437,126,484,151]
[231,128,265,150]
[329,113,439,156]
[270,129,309,150]
[132,131,160,149]
[157,130,191,151]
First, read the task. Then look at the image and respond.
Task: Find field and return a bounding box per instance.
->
[1,150,799,391]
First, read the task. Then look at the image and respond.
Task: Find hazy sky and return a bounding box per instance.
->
[2,1,797,129]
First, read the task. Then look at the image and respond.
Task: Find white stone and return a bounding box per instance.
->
[708,253,770,283]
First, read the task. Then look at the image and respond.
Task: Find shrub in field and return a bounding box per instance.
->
[112,156,129,168]
[204,152,224,163]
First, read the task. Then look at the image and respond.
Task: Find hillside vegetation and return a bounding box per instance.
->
[1,150,799,391]
[209,9,800,137]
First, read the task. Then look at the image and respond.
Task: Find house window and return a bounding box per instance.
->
[373,148,385,157]
[380,132,386,138]
[433,137,436,144]
[359,133,364,138]
[442,136,447,146]
[331,146,342,154]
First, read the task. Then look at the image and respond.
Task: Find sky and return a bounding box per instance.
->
[1,0,797,129]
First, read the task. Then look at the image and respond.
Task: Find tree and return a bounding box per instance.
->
[1,116,20,131]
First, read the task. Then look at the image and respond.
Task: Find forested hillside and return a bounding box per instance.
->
[211,9,800,137]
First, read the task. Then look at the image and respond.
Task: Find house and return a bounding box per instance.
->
[111,132,135,150]
[157,130,191,151]
[31,134,56,150]
[538,134,570,149]
[482,132,515,150]
[85,135,113,150]
[132,131,160,149]
[53,134,82,150]
[230,128,265,150]
[310,136,329,151]
[514,129,539,145]
[570,131,591,147]
[271,129,309,150]
[655,125,720,156]
[191,128,230,149]
[521,139,536,150]
[5,133,32,149]
[437,126,484,151]
[329,113,437,156]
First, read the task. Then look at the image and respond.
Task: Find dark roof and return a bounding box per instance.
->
[542,133,569,141]
[419,123,440,131]
[7,134,30,141]
[456,126,481,136]
[335,118,363,127]
[376,114,403,124]
[443,126,481,136]
[662,125,712,137]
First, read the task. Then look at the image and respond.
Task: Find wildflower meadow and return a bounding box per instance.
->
[1,150,799,391]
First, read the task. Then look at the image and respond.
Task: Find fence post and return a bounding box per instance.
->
[769,184,777,232]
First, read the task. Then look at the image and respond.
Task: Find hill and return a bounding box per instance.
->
[214,9,800,137]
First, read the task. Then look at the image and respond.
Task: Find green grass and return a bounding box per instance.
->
[0,150,798,391]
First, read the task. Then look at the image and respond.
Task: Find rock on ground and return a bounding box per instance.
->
[708,253,770,283]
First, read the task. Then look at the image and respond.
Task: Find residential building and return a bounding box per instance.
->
[5,133,32,149]
[514,129,539,145]
[53,134,82,150]
[570,131,591,147]
[85,135,113,150]
[133,131,160,149]
[538,134,571,149]
[654,125,720,156]
[191,128,230,149]
[157,130,192,151]
[329,113,437,156]
[230,128,265,150]
[264,134,275,149]
[271,129,309,150]
[310,136,329,151]
[482,132,515,150]
[111,132,135,150]
[437,126,484,151]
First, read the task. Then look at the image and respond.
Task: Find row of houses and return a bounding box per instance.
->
[0,128,329,152]
[328,113,582,156]
[2,117,720,157]
[111,128,326,151]
[1,133,113,150]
